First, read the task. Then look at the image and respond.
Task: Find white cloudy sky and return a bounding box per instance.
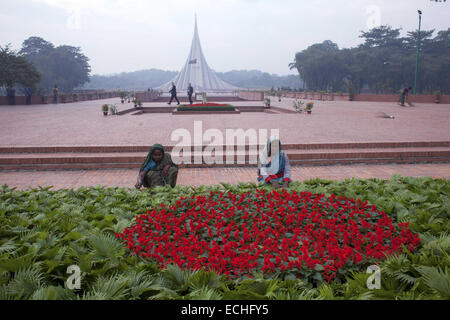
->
[1,0,449,76]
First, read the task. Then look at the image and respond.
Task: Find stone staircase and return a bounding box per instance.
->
[0,142,449,171]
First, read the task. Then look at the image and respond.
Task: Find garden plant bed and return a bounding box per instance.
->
[177,103,236,112]
[118,189,420,282]
[0,176,448,300]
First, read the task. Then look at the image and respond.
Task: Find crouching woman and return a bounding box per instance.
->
[257,136,292,188]
[135,144,178,189]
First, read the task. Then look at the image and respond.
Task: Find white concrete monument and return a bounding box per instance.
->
[157,16,240,94]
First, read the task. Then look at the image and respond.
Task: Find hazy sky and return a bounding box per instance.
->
[1,0,449,76]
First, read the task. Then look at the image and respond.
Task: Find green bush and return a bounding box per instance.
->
[0,176,448,300]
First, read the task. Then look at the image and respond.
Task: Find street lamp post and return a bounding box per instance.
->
[413,10,422,95]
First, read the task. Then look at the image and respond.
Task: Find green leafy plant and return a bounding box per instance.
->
[292,100,304,113]
[305,102,314,112]
[347,82,356,101]
[109,104,118,115]
[0,176,448,300]
[434,90,441,103]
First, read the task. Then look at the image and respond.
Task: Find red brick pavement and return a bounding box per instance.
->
[1,98,449,147]
[1,98,448,190]
[1,164,448,190]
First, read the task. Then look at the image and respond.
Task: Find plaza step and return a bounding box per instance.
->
[267,106,298,114]
[0,142,449,171]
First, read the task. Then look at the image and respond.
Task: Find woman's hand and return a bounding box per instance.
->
[162,165,170,176]
[135,181,142,189]
[135,171,146,189]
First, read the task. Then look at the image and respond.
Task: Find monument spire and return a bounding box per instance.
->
[157,16,239,93]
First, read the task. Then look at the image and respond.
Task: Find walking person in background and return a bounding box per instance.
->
[53,85,59,104]
[187,82,194,105]
[398,86,412,106]
[167,82,180,105]
[7,86,15,105]
[25,87,32,105]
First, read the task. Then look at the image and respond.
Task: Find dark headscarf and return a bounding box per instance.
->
[139,144,165,173]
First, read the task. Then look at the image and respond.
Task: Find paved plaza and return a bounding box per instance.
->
[0,97,449,190]
[1,98,449,147]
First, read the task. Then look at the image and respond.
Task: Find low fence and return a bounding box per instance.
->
[135,91,162,102]
[274,92,450,104]
[277,92,349,101]
[353,94,450,104]
[0,91,120,106]
[237,91,264,101]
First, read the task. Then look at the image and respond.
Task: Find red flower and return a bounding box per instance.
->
[117,189,420,281]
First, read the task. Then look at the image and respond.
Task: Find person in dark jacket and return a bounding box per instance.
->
[25,87,32,105]
[53,85,59,104]
[168,82,180,105]
[398,86,412,106]
[7,86,16,105]
[187,82,194,105]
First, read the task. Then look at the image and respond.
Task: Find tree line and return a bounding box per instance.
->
[2,35,303,94]
[289,26,450,94]
[3,26,448,96]
[83,69,304,91]
[0,37,91,95]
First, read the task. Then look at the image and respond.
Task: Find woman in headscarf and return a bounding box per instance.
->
[257,136,292,188]
[135,144,178,189]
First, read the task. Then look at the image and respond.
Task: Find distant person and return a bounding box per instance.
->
[25,87,32,105]
[7,86,15,105]
[187,82,194,105]
[53,85,59,104]
[167,82,180,105]
[257,136,292,189]
[135,144,178,189]
[398,86,412,106]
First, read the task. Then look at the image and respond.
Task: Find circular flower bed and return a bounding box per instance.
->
[177,103,235,112]
[181,103,233,107]
[117,190,420,282]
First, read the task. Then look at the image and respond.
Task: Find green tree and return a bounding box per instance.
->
[359,25,403,48]
[20,37,54,56]
[20,37,91,93]
[0,45,41,90]
[290,26,449,94]
[289,41,347,91]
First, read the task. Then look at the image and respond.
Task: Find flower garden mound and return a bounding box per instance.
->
[117,189,420,282]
